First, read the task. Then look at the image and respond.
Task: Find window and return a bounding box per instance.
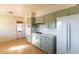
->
[17,21,23,32]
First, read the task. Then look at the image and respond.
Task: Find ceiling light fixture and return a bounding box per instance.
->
[8,11,13,14]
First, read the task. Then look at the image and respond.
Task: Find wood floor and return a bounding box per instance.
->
[0,39,47,54]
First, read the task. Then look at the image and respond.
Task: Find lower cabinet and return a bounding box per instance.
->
[40,36,46,51]
[32,34,40,48]
[45,36,56,53]
[34,34,40,48]
[40,35,56,54]
[32,33,56,54]
[27,35,32,43]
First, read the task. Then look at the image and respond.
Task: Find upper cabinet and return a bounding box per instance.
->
[31,5,79,28]
[55,5,79,17]
[26,17,36,26]
[68,5,79,15]
[43,14,56,28]
[27,16,44,25]
[31,17,36,25]
[35,13,56,28]
[56,9,69,17]
[35,16,44,24]
[26,17,31,25]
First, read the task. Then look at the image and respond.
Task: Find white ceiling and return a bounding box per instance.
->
[0,4,76,17]
[24,4,56,12]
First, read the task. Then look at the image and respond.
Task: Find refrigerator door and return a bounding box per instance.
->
[57,16,68,54]
[57,14,79,54]
[68,14,79,54]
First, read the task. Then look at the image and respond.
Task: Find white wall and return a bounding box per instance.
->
[0,14,24,42]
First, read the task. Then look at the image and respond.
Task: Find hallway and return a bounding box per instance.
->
[0,39,47,54]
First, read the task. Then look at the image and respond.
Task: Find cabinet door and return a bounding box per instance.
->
[43,36,48,52]
[35,34,40,48]
[40,35,56,53]
[68,5,79,15]
[44,14,56,28]
[56,9,68,17]
[32,34,40,48]
[40,36,53,53]
[27,35,32,43]
[46,36,55,53]
[26,18,31,25]
[44,36,50,53]
[36,16,44,23]
[31,17,35,25]
[40,36,47,51]
[43,15,49,27]
[48,14,56,28]
[41,36,52,53]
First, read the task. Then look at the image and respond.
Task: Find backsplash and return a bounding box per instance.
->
[32,24,56,35]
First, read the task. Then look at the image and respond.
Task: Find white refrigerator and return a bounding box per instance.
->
[57,14,79,54]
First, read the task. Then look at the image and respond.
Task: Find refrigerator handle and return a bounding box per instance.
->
[69,23,71,51]
[67,23,71,52]
[66,24,68,52]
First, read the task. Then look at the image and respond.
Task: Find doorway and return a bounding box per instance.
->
[16,21,24,39]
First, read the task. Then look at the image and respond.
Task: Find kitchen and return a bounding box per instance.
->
[0,4,79,54]
[25,4,79,54]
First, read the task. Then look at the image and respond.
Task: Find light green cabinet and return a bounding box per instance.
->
[40,35,56,54]
[44,36,52,53]
[34,34,40,48]
[45,36,56,53]
[27,35,32,43]
[32,33,40,48]
[43,14,56,28]
[55,5,79,17]
[43,15,49,27]
[36,16,44,24]
[56,9,68,17]
[40,35,47,51]
[26,17,35,43]
[27,17,36,26]
[31,17,36,25]
[68,5,79,15]
[48,14,56,28]
[32,33,56,54]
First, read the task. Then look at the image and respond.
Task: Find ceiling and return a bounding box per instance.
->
[0,4,76,17]
[24,4,56,12]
